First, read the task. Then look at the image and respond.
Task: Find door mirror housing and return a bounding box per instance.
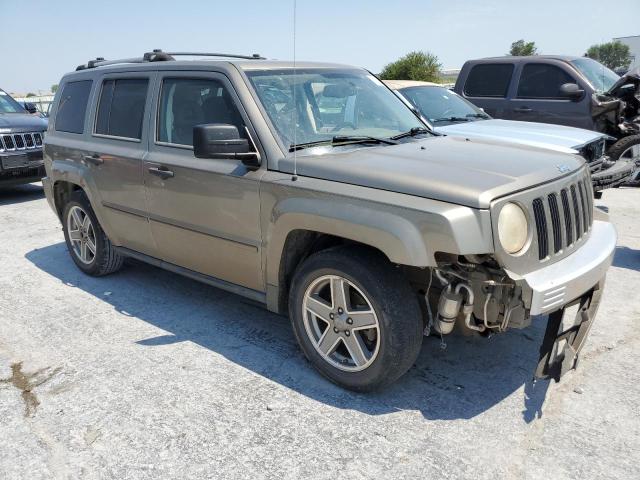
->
[23,102,38,114]
[559,83,584,101]
[193,124,260,168]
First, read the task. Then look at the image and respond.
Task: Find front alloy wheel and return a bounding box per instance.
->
[303,275,380,372]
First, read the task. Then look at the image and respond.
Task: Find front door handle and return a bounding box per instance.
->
[83,154,103,165]
[148,166,174,179]
[514,106,533,113]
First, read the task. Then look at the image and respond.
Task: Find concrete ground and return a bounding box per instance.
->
[0,184,638,480]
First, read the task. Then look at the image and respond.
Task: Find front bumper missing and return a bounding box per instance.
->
[535,281,603,381]
[519,220,616,316]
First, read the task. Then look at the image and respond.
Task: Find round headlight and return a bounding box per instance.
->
[498,202,529,254]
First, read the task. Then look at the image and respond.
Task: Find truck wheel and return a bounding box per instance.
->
[288,246,423,391]
[608,135,640,186]
[62,191,123,276]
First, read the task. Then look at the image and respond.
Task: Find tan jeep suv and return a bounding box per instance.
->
[42,50,617,390]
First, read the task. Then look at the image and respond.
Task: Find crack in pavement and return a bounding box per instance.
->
[0,362,62,417]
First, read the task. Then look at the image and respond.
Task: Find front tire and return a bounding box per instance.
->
[62,191,123,276]
[288,246,423,391]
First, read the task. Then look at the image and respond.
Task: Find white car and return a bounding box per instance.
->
[385,80,633,194]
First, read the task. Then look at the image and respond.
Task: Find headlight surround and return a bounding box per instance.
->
[497,202,529,254]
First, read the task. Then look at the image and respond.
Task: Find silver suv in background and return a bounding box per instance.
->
[43,51,616,390]
[385,79,630,194]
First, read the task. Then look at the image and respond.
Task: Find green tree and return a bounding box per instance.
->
[509,39,538,56]
[51,84,58,93]
[586,41,632,70]
[380,51,442,82]
[26,93,36,97]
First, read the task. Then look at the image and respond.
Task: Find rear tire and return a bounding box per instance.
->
[62,191,123,276]
[288,246,423,391]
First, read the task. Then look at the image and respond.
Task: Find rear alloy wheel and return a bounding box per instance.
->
[62,191,124,276]
[289,246,423,391]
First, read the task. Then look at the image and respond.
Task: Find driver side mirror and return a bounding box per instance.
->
[23,102,38,114]
[193,124,260,169]
[559,83,584,101]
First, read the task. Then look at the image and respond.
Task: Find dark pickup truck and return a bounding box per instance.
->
[0,88,48,187]
[454,56,639,187]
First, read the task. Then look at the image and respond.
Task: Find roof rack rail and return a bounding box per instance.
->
[76,49,264,71]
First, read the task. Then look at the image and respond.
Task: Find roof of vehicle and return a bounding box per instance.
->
[382,80,440,89]
[467,55,582,63]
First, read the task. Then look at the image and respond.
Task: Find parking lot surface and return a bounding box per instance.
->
[0,184,639,480]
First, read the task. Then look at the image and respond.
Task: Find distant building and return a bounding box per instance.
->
[613,35,640,71]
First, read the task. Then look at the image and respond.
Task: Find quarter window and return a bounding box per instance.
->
[95,79,149,139]
[517,64,575,99]
[55,80,92,134]
[464,64,514,97]
[157,78,247,147]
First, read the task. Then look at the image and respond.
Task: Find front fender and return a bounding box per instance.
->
[262,175,494,289]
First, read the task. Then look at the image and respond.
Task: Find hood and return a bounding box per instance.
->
[607,67,640,95]
[435,119,606,154]
[0,113,47,132]
[278,136,585,209]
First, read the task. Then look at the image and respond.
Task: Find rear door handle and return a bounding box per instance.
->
[514,106,533,113]
[83,154,103,165]
[148,166,174,179]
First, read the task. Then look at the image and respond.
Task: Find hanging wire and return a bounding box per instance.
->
[291,0,298,182]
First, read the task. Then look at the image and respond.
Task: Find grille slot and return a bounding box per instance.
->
[548,193,562,253]
[578,182,588,234]
[570,185,581,240]
[33,133,43,146]
[2,135,15,150]
[532,198,548,260]
[24,133,34,148]
[560,189,573,246]
[14,135,25,149]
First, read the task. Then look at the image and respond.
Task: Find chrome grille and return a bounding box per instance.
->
[0,132,44,152]
[531,171,594,260]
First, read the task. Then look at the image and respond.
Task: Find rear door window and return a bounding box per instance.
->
[55,80,93,134]
[95,78,149,139]
[464,64,514,97]
[517,64,575,99]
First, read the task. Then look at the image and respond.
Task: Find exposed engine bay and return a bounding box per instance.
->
[407,254,530,337]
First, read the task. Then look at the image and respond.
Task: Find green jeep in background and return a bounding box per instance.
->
[42,51,616,390]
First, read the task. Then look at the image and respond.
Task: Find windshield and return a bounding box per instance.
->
[245,69,425,150]
[399,86,488,124]
[0,89,26,114]
[570,58,619,93]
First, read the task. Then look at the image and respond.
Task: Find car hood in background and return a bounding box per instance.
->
[0,113,48,132]
[278,135,585,209]
[436,119,605,154]
[607,67,640,96]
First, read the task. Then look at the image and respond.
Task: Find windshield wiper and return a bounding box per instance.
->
[432,116,473,123]
[331,135,398,146]
[289,135,397,152]
[390,127,432,140]
[466,113,490,119]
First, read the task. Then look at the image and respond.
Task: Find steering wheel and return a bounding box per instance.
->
[331,121,356,133]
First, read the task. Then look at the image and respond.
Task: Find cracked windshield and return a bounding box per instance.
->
[246,69,426,151]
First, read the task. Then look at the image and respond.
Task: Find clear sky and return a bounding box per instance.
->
[2,0,639,94]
